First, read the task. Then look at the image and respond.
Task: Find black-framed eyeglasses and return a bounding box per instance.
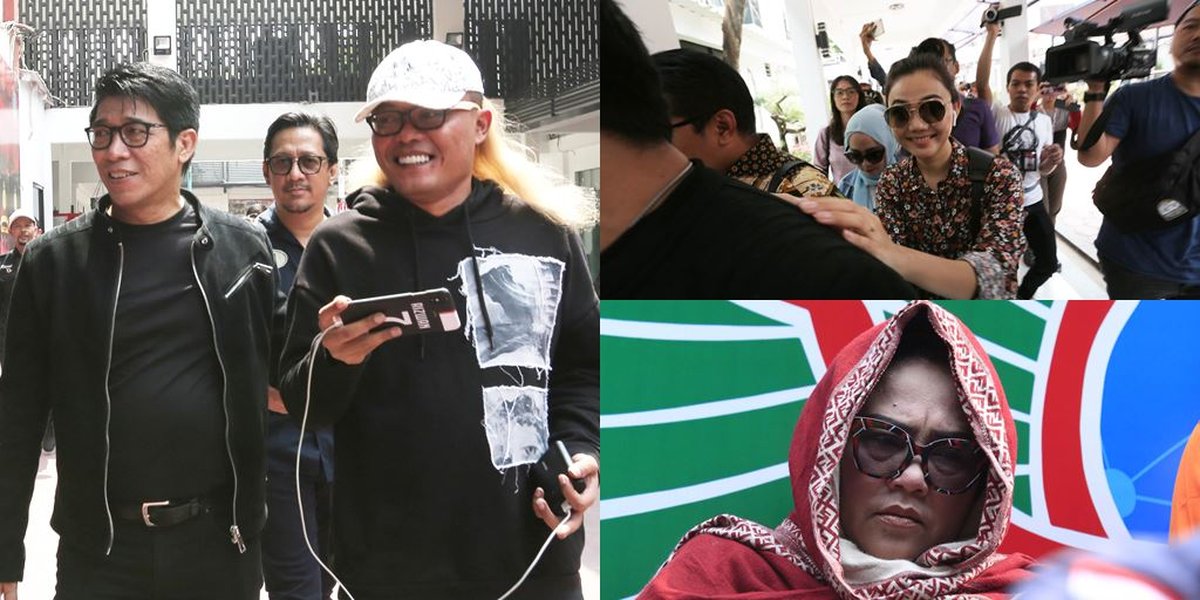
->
[85,122,169,150]
[883,98,950,129]
[366,102,479,136]
[265,155,329,176]
[833,87,859,98]
[849,415,986,495]
[845,147,886,165]
[669,113,714,130]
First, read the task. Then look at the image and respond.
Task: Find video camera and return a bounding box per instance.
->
[981,3,1023,26]
[1043,0,1168,84]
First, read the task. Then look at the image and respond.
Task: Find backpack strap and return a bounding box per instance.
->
[768,160,806,193]
[964,147,997,238]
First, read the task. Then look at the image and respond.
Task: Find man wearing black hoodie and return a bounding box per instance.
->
[278,40,599,599]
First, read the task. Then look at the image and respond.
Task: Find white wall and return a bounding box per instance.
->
[146,0,177,70]
[432,0,467,47]
[18,74,52,228]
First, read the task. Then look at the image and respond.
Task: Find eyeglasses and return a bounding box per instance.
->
[265,155,329,176]
[883,98,950,128]
[849,416,986,495]
[365,102,479,136]
[845,147,886,165]
[669,113,713,130]
[85,122,169,150]
[834,87,859,98]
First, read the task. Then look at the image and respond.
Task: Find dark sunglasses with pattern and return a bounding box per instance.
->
[848,415,987,495]
[265,155,329,176]
[883,98,950,129]
[844,146,887,165]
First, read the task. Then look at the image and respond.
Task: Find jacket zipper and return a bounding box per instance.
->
[191,233,246,553]
[103,241,124,555]
[223,261,273,300]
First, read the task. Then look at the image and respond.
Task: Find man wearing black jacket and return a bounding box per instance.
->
[0,63,275,599]
[278,40,599,599]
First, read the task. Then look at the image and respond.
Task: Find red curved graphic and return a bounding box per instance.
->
[1039,301,1112,539]
[786,301,875,366]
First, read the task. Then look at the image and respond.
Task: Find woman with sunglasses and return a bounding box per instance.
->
[814,76,867,185]
[640,301,1034,599]
[797,55,1025,299]
[837,104,900,212]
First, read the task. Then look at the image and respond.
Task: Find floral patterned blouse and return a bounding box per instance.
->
[875,139,1025,299]
[727,134,840,197]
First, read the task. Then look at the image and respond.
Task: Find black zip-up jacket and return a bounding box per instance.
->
[0,191,276,581]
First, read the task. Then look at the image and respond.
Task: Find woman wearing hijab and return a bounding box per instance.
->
[837,104,901,212]
[640,301,1035,599]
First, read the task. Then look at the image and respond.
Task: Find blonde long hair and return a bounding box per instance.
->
[347,98,598,231]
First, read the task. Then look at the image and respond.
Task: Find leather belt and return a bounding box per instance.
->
[112,495,214,528]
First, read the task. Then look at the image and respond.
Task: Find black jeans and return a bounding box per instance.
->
[1100,257,1200,299]
[1018,201,1059,299]
[55,508,262,599]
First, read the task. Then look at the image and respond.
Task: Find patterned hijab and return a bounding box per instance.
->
[641,301,1033,599]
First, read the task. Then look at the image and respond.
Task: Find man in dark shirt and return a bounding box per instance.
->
[600,0,915,299]
[0,208,39,367]
[256,111,336,600]
[0,63,275,599]
[651,49,839,197]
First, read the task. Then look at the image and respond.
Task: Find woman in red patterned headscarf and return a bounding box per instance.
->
[640,301,1035,599]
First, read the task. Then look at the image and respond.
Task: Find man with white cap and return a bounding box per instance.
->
[278,40,599,598]
[0,208,39,367]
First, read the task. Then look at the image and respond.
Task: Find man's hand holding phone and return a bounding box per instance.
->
[532,447,600,540]
[318,295,403,365]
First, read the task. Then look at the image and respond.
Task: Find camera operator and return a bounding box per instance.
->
[975,22,1064,299]
[1076,1,1200,298]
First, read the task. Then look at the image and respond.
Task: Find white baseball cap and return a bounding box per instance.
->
[354,40,485,122]
[8,208,37,226]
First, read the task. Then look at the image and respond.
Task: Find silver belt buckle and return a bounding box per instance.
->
[141,500,170,527]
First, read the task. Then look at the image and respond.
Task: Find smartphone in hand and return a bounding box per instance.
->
[341,287,461,335]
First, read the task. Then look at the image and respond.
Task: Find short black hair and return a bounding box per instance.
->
[911,37,957,62]
[1006,61,1041,85]
[884,54,961,105]
[263,111,340,163]
[600,0,671,145]
[90,63,200,171]
[651,49,756,136]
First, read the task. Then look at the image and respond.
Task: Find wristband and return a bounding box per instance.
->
[1083,92,1106,103]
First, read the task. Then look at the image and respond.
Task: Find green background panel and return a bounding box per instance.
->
[603,478,793,600]
[601,337,813,414]
[604,401,804,497]
[1013,474,1032,516]
[992,359,1035,416]
[601,300,786,326]
[935,301,1046,358]
[1014,419,1031,466]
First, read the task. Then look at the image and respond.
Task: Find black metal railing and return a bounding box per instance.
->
[25,27,146,107]
[177,21,425,104]
[465,0,598,127]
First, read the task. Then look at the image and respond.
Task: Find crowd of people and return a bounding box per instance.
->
[602,0,1200,300]
[0,39,598,600]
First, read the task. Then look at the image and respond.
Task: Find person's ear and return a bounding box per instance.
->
[709,109,739,145]
[175,128,198,165]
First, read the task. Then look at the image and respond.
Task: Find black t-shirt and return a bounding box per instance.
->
[601,162,916,299]
[107,204,231,501]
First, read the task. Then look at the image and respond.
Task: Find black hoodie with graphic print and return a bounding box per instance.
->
[279,179,599,599]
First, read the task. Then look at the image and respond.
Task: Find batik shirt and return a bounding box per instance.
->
[875,140,1025,299]
[727,134,840,197]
